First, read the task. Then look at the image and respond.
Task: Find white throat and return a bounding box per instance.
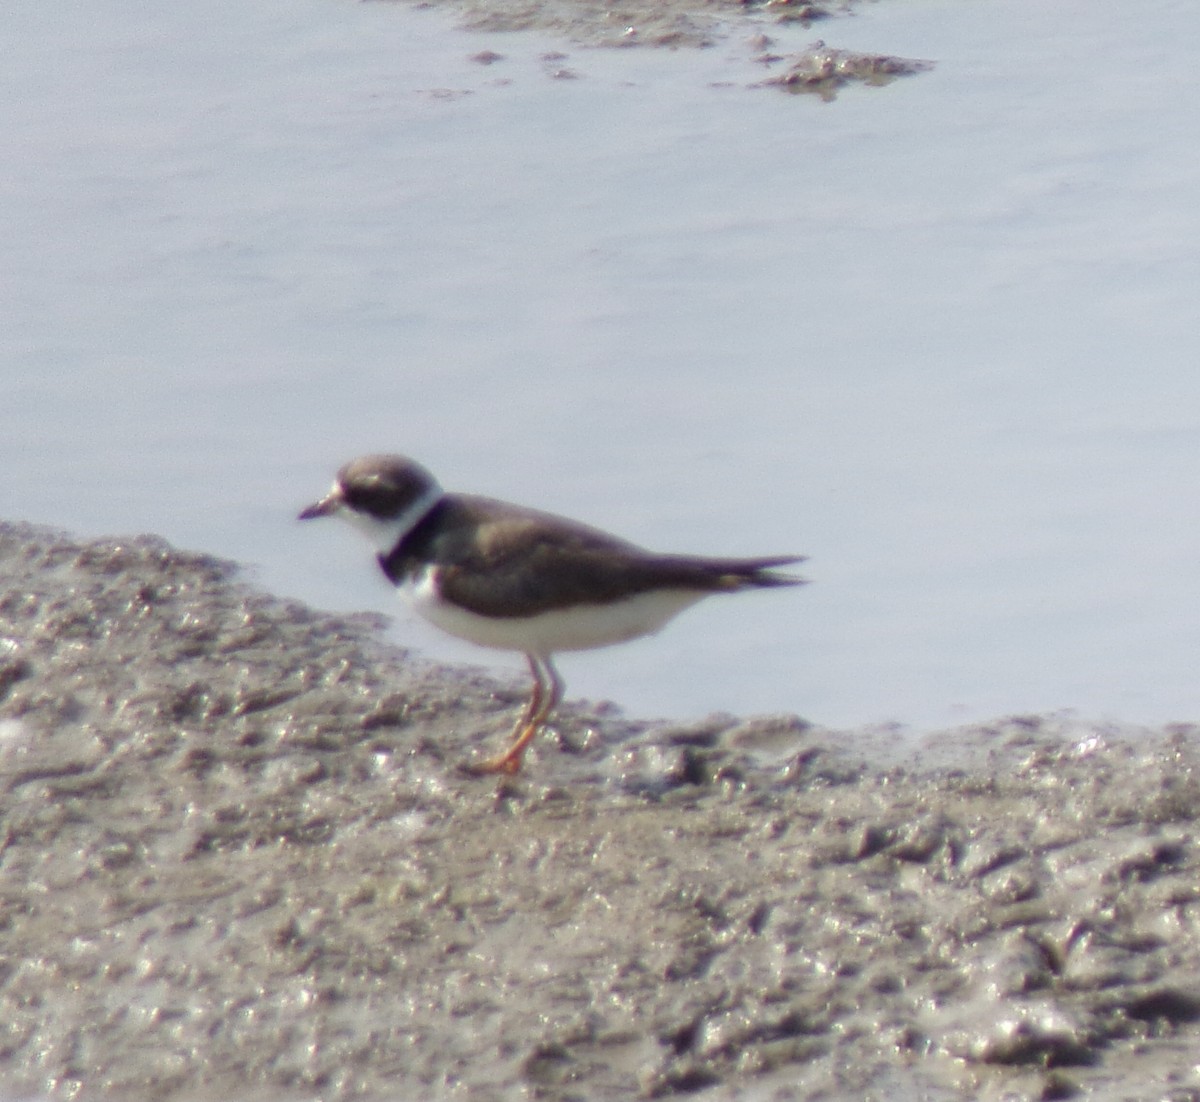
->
[339,481,443,557]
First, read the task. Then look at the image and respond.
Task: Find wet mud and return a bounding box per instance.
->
[405,0,934,96]
[421,0,842,50]
[757,41,933,98]
[4,521,1200,1101]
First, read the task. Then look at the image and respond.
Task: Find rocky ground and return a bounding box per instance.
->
[3,522,1200,1101]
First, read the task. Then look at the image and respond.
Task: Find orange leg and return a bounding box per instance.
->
[465,655,564,775]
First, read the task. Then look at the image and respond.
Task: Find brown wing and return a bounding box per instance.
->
[426,496,805,619]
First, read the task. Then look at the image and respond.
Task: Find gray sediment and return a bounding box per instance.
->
[3,521,1200,1101]
[420,0,934,96]
[429,0,843,49]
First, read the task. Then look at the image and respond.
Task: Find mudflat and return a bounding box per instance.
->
[3,521,1200,1101]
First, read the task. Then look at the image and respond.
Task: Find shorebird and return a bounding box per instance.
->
[300,454,805,774]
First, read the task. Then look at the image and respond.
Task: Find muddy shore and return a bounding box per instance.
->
[3,521,1200,1101]
[422,0,848,50]
[411,0,933,95]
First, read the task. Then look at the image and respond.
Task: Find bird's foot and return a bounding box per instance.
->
[458,751,525,777]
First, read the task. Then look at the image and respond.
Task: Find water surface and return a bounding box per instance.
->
[3,0,1198,730]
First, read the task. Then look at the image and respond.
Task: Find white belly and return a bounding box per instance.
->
[405,566,708,656]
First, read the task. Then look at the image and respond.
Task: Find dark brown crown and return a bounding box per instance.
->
[336,454,438,519]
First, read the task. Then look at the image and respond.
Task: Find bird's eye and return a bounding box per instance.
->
[343,479,403,517]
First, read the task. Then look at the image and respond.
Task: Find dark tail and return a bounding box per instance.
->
[654,553,808,592]
[716,555,808,590]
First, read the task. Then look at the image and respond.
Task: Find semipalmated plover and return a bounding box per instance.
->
[300,454,806,775]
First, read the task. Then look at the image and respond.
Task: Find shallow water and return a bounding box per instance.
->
[3,0,1199,730]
